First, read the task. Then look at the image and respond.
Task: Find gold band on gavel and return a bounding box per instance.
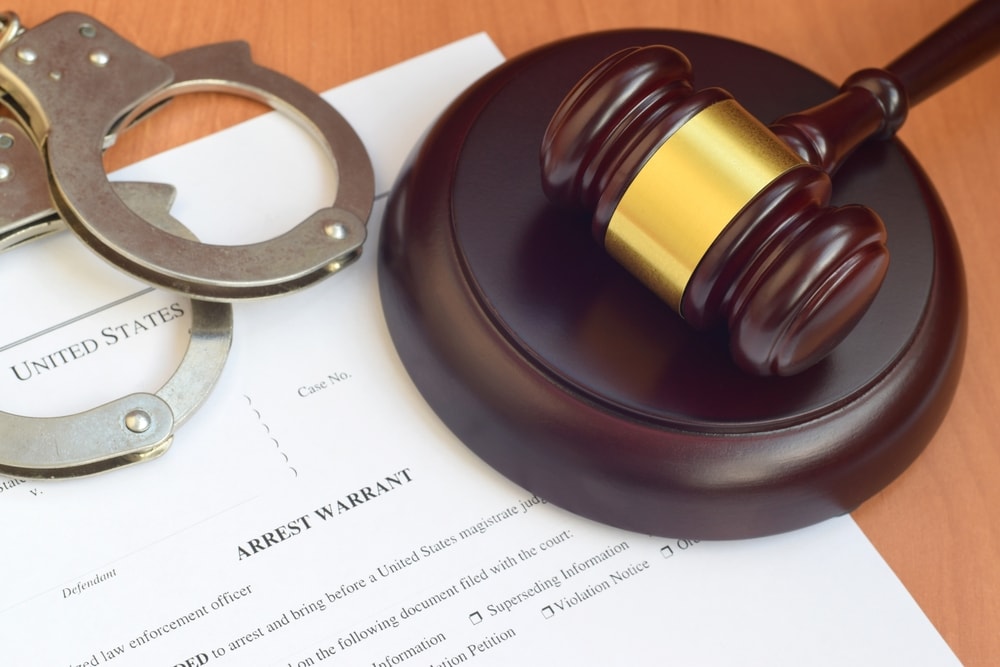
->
[604,99,805,312]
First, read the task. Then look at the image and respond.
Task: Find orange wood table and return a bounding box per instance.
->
[18,2,1000,663]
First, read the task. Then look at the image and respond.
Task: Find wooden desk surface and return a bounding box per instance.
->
[18,1,1000,663]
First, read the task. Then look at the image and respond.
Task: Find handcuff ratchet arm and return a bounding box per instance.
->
[0,181,234,478]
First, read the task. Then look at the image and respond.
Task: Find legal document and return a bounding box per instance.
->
[0,34,959,666]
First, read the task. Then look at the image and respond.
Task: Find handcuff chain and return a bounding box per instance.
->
[0,11,23,50]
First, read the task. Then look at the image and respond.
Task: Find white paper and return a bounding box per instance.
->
[0,34,958,666]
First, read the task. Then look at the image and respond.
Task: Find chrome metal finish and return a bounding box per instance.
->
[0,182,234,478]
[0,117,65,252]
[0,14,374,300]
[0,11,371,475]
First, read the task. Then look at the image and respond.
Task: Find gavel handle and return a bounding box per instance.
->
[887,0,1000,106]
[771,0,1000,173]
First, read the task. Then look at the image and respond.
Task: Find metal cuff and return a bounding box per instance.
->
[0,12,374,300]
[0,182,233,478]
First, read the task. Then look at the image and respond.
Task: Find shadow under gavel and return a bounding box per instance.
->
[541,0,1000,376]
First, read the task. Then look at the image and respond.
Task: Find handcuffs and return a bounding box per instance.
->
[0,12,374,478]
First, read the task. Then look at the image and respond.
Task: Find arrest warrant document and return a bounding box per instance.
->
[0,35,959,666]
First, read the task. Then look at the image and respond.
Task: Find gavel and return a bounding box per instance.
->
[541,0,999,376]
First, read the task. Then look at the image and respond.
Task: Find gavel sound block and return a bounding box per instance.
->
[379,29,968,539]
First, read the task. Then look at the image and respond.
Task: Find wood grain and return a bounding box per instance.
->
[15,1,1000,663]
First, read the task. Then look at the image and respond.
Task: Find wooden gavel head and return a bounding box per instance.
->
[540,45,900,376]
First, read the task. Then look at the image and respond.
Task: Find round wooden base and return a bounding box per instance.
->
[378,30,966,539]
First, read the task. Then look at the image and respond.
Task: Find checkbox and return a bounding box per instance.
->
[660,545,674,559]
[469,611,483,625]
[541,605,555,619]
